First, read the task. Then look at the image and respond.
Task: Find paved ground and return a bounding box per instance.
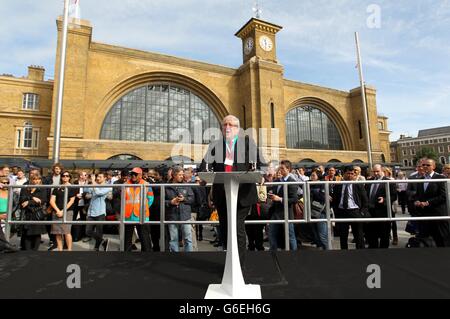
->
[8,206,413,252]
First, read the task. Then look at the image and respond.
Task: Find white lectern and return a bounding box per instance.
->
[199,171,263,299]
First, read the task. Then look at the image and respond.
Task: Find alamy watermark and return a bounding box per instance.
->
[366,264,381,289]
[170,119,280,165]
[367,4,381,29]
[66,264,81,289]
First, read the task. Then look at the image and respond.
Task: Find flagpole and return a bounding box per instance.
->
[53,0,70,164]
[355,32,373,169]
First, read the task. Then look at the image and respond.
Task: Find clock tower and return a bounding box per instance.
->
[235,18,287,160]
[235,18,282,64]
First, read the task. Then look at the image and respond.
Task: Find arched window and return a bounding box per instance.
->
[100,84,221,144]
[440,156,446,165]
[286,105,343,150]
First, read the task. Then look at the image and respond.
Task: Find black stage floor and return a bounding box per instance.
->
[1,249,450,299]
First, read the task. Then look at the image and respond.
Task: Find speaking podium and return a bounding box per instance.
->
[198,171,263,299]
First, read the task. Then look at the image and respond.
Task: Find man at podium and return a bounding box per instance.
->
[200,115,264,268]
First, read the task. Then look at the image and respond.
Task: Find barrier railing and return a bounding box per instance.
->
[2,178,449,251]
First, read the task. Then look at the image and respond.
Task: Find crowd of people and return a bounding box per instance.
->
[1,159,449,253]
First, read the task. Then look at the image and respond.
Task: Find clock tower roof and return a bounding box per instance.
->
[235,17,282,39]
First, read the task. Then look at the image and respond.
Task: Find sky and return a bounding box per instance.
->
[1,0,449,141]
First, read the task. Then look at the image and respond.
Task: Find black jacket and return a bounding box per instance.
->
[365,177,398,217]
[268,175,299,220]
[165,185,195,221]
[413,172,447,216]
[199,134,264,208]
[19,187,47,236]
[332,183,369,215]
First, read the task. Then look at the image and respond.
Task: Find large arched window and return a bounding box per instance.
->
[100,84,221,144]
[286,105,343,150]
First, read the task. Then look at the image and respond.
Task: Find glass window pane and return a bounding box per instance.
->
[100,83,220,144]
[24,126,33,148]
[22,93,39,110]
[286,105,343,150]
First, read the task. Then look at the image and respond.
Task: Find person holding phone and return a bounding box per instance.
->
[165,166,195,252]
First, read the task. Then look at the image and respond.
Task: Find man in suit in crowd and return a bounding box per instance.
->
[200,115,264,269]
[366,164,397,249]
[267,160,298,251]
[413,158,450,247]
[332,166,369,249]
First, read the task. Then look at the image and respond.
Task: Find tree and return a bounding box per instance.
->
[413,147,438,166]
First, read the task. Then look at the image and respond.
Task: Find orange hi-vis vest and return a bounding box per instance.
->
[124,180,153,221]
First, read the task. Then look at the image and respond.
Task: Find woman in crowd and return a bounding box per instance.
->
[49,171,77,251]
[443,164,450,178]
[310,171,329,250]
[19,173,47,250]
[396,171,408,214]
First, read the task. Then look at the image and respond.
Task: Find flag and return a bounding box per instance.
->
[68,0,81,20]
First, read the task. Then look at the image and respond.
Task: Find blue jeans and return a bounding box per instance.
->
[168,224,193,252]
[269,224,297,251]
[316,212,329,250]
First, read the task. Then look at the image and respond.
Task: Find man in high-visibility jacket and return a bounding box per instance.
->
[124,167,154,252]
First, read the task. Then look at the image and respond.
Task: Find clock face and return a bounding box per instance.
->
[259,35,273,52]
[244,37,254,55]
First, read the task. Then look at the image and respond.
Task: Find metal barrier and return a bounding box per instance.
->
[2,178,450,251]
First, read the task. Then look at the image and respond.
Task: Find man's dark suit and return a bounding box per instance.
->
[413,172,450,247]
[200,134,263,267]
[365,177,397,249]
[268,175,299,250]
[268,175,299,220]
[332,183,369,249]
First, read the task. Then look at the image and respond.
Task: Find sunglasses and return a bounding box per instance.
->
[62,174,70,178]
[130,172,139,176]
[1,181,9,184]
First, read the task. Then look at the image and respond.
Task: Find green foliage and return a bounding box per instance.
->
[413,147,438,166]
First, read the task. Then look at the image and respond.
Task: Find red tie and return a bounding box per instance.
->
[225,140,233,172]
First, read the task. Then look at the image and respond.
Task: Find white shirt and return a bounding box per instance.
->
[397,178,408,192]
[424,171,435,191]
[339,184,359,209]
[14,177,28,195]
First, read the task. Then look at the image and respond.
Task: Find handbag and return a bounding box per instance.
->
[27,205,47,221]
[293,200,304,220]
[311,201,325,219]
[256,185,267,203]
